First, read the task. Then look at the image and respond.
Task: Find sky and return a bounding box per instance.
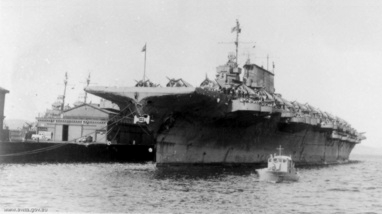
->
[0,0,381,148]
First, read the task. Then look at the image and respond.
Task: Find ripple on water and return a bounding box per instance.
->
[0,156,382,213]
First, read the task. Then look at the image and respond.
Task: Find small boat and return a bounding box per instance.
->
[257,146,300,183]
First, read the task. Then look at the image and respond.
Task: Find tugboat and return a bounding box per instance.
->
[257,146,300,183]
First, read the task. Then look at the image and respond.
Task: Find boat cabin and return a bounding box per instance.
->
[268,154,295,173]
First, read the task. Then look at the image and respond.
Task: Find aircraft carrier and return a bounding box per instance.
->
[85,20,366,166]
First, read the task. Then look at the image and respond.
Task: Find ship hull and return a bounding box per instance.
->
[85,86,358,166]
[156,115,356,166]
[0,141,155,163]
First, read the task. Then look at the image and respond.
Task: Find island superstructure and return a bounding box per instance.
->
[85,20,366,166]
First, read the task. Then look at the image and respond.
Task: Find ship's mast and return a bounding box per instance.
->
[84,73,90,103]
[233,19,241,65]
[277,145,284,156]
[61,72,68,111]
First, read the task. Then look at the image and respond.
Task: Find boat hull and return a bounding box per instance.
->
[256,168,299,183]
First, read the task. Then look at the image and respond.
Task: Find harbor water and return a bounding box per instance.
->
[0,155,381,213]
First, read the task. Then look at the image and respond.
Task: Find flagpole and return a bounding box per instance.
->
[61,72,68,111]
[143,43,147,82]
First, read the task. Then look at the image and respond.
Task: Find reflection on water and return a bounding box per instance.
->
[153,165,257,180]
[0,155,381,213]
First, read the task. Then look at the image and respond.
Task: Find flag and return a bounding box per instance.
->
[231,26,241,33]
[231,20,241,33]
[142,44,146,52]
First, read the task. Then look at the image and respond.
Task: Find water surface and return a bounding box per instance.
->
[0,155,381,213]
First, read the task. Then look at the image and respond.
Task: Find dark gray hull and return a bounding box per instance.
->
[85,86,358,166]
[156,115,355,166]
[0,141,155,163]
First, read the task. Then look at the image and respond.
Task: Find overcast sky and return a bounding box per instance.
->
[0,0,381,148]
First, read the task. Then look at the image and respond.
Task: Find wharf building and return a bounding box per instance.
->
[35,99,153,145]
[36,102,116,143]
[0,87,9,142]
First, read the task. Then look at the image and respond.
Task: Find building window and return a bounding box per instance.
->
[38,127,48,132]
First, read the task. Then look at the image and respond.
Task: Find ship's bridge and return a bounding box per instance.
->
[215,56,242,88]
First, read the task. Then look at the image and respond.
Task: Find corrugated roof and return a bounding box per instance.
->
[62,103,109,114]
